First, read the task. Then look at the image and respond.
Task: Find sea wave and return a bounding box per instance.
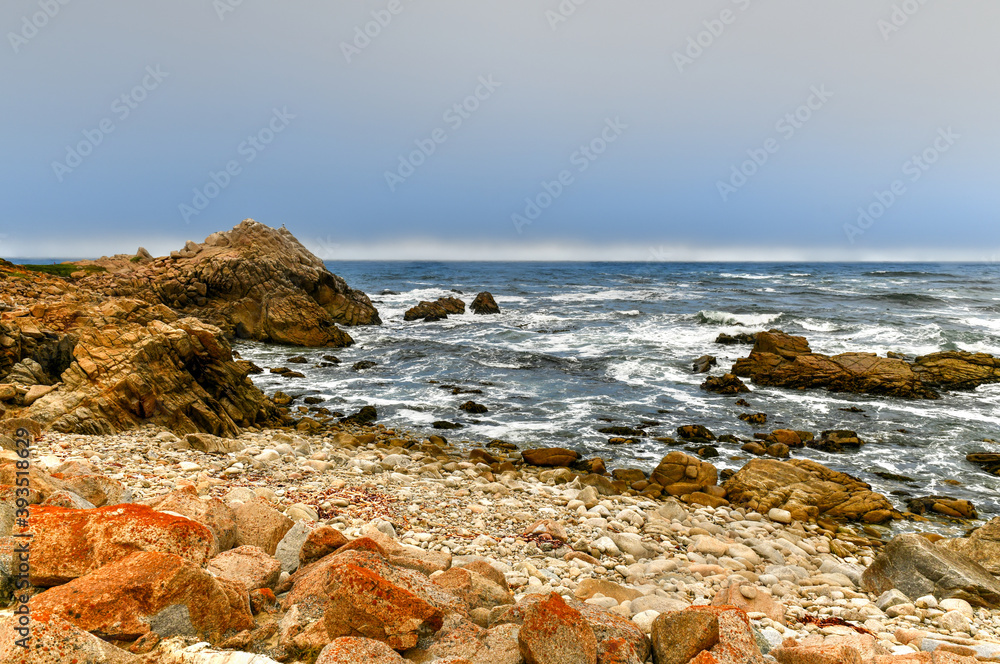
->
[719,273,772,280]
[695,310,782,327]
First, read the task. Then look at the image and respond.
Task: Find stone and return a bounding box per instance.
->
[30,551,253,642]
[711,583,785,624]
[433,567,514,611]
[275,521,313,573]
[41,490,96,510]
[207,545,282,591]
[651,611,719,664]
[145,485,237,555]
[471,292,501,315]
[575,579,642,604]
[651,452,717,493]
[405,297,465,322]
[57,474,132,507]
[522,447,581,467]
[299,526,350,567]
[861,533,1000,607]
[232,496,294,556]
[186,433,245,455]
[724,458,896,523]
[939,517,1000,574]
[771,645,863,664]
[701,374,751,395]
[315,550,463,650]
[314,637,407,663]
[25,503,213,586]
[0,614,138,664]
[518,593,598,664]
[732,330,1000,399]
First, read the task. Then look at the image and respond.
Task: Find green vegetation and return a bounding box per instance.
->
[15,263,107,278]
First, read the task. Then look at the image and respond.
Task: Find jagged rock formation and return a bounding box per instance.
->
[80,219,380,347]
[732,330,1000,399]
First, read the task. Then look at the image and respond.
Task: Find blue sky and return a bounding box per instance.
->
[2,0,998,260]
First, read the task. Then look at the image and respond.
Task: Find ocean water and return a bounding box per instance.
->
[237,262,1000,526]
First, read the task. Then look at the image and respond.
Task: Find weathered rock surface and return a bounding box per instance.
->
[30,551,253,642]
[314,637,407,663]
[701,373,750,395]
[145,485,237,555]
[732,330,1000,399]
[522,447,581,467]
[861,533,1000,608]
[26,503,214,586]
[404,297,466,322]
[940,517,1000,574]
[517,592,598,664]
[0,614,138,664]
[207,545,282,591]
[471,292,501,315]
[232,496,294,556]
[723,458,897,524]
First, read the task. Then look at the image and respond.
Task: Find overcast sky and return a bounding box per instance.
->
[2,0,998,260]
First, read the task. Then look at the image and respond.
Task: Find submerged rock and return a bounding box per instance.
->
[471,291,501,315]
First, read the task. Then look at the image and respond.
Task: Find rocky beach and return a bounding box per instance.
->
[3,220,1000,664]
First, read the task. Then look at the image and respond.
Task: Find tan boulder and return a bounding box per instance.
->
[723,458,897,523]
[145,485,237,555]
[433,567,514,612]
[711,583,785,624]
[30,551,253,642]
[940,517,1000,574]
[522,447,581,467]
[233,496,294,556]
[652,605,764,664]
[771,645,863,664]
[651,452,717,494]
[207,545,282,591]
[25,504,213,586]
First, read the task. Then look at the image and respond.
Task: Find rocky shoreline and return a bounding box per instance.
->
[3,221,1000,663]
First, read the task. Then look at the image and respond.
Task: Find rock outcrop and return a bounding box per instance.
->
[404,297,466,322]
[723,458,898,524]
[939,517,1000,575]
[82,220,380,346]
[732,330,1000,399]
[471,292,501,315]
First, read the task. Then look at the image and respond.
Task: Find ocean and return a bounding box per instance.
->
[237,261,1000,527]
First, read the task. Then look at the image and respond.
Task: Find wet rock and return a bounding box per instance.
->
[677,425,716,441]
[701,373,752,395]
[733,330,1000,399]
[723,458,897,524]
[739,413,767,426]
[340,405,377,424]
[25,504,213,586]
[522,448,581,467]
[906,496,977,520]
[30,550,253,642]
[351,361,377,371]
[405,297,466,322]
[434,421,464,430]
[459,401,489,414]
[861,533,1000,607]
[806,429,865,453]
[715,332,758,345]
[471,292,501,315]
[693,355,718,373]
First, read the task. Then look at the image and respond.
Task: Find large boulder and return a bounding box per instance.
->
[432,566,514,612]
[232,496,294,556]
[651,605,764,664]
[25,504,214,586]
[940,517,1000,574]
[732,330,1000,399]
[30,551,253,642]
[404,297,465,322]
[471,292,501,315]
[144,485,237,555]
[861,533,1000,608]
[723,458,897,523]
[0,614,138,664]
[517,593,598,664]
[522,448,581,467]
[315,637,407,663]
[206,545,282,591]
[650,452,718,496]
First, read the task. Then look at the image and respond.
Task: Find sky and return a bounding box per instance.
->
[2,0,999,261]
